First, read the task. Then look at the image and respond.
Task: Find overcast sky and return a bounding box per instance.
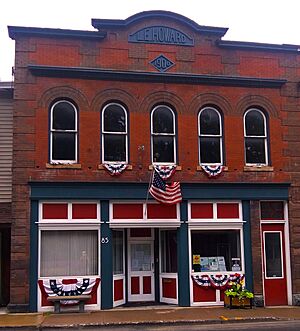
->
[1,0,300,81]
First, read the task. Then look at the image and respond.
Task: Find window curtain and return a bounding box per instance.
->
[40,230,98,277]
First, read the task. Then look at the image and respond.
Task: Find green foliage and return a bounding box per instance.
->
[224,283,254,300]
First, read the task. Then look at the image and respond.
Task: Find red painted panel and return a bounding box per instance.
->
[193,281,216,302]
[262,224,288,306]
[143,276,152,294]
[217,203,239,219]
[130,228,152,237]
[131,277,140,295]
[147,204,177,219]
[42,203,68,219]
[191,203,213,219]
[114,279,124,302]
[113,204,143,219]
[162,278,177,299]
[72,204,97,219]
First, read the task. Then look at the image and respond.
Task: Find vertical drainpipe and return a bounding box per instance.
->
[177,200,190,306]
[29,200,39,312]
[100,200,113,309]
[242,200,253,292]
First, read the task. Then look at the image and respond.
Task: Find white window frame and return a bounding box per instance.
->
[244,108,268,166]
[101,103,128,164]
[151,105,176,165]
[198,107,223,166]
[50,100,78,164]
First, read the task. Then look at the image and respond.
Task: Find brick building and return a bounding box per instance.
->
[7,11,300,312]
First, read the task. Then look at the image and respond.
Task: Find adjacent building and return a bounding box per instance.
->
[7,11,300,312]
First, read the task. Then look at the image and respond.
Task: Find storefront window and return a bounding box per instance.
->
[40,230,98,277]
[191,230,241,272]
[160,230,177,273]
[113,230,124,275]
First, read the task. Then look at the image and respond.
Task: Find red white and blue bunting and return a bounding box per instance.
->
[201,165,225,178]
[38,278,100,305]
[153,165,177,180]
[192,274,244,290]
[103,163,128,176]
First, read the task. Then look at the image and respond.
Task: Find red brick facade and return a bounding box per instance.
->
[8,11,300,311]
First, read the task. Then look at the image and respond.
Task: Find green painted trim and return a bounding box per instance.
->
[242,201,253,292]
[100,201,113,309]
[177,201,190,306]
[29,200,39,312]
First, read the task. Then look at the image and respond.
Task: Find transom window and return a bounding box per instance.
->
[50,100,78,163]
[102,103,128,163]
[198,107,223,165]
[151,105,176,164]
[244,108,268,165]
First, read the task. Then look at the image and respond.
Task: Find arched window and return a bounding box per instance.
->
[244,108,268,165]
[198,107,223,165]
[151,105,176,164]
[102,103,128,163]
[50,100,78,163]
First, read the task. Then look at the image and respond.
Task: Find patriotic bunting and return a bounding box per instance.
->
[201,165,225,178]
[192,273,244,290]
[153,165,177,180]
[103,163,128,176]
[38,278,100,305]
[149,170,182,205]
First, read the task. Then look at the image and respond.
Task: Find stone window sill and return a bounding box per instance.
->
[46,163,82,169]
[98,164,133,170]
[197,166,228,171]
[148,165,182,171]
[244,166,274,172]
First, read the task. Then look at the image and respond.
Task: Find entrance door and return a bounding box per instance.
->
[128,241,154,302]
[262,224,288,306]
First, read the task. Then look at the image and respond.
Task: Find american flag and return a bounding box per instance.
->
[149,170,182,205]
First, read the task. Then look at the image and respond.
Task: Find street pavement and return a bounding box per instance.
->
[1,305,300,329]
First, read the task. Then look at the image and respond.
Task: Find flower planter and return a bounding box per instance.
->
[224,295,252,309]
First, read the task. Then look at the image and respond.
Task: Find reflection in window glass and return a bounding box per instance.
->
[260,201,285,220]
[198,107,222,165]
[244,109,267,165]
[160,230,177,273]
[102,103,128,163]
[265,232,282,278]
[50,100,77,162]
[191,230,241,272]
[151,105,176,164]
[40,230,98,277]
[113,230,124,275]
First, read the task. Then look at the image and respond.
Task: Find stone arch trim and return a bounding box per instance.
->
[236,95,278,118]
[38,86,89,110]
[188,93,232,116]
[140,91,186,114]
[91,89,138,112]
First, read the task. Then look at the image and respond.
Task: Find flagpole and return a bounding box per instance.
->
[144,169,155,217]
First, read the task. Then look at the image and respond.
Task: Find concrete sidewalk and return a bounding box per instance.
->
[1,305,300,329]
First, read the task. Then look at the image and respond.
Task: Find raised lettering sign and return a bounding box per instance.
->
[129,26,194,46]
[150,55,174,72]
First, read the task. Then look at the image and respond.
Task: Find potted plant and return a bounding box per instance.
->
[224,282,254,309]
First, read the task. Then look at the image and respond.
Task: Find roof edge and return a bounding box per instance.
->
[92,10,228,37]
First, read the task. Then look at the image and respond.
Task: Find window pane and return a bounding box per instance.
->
[261,201,284,220]
[200,137,221,164]
[191,230,241,272]
[130,243,151,271]
[40,230,98,277]
[153,136,174,163]
[160,230,177,273]
[265,232,282,278]
[245,138,266,164]
[52,132,76,161]
[153,107,174,134]
[103,134,126,162]
[200,108,220,135]
[113,231,124,275]
[104,104,126,132]
[53,102,76,130]
[245,110,265,136]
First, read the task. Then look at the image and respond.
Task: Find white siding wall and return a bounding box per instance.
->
[0,98,12,202]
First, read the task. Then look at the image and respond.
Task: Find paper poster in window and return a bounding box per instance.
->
[208,257,218,271]
[200,257,209,271]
